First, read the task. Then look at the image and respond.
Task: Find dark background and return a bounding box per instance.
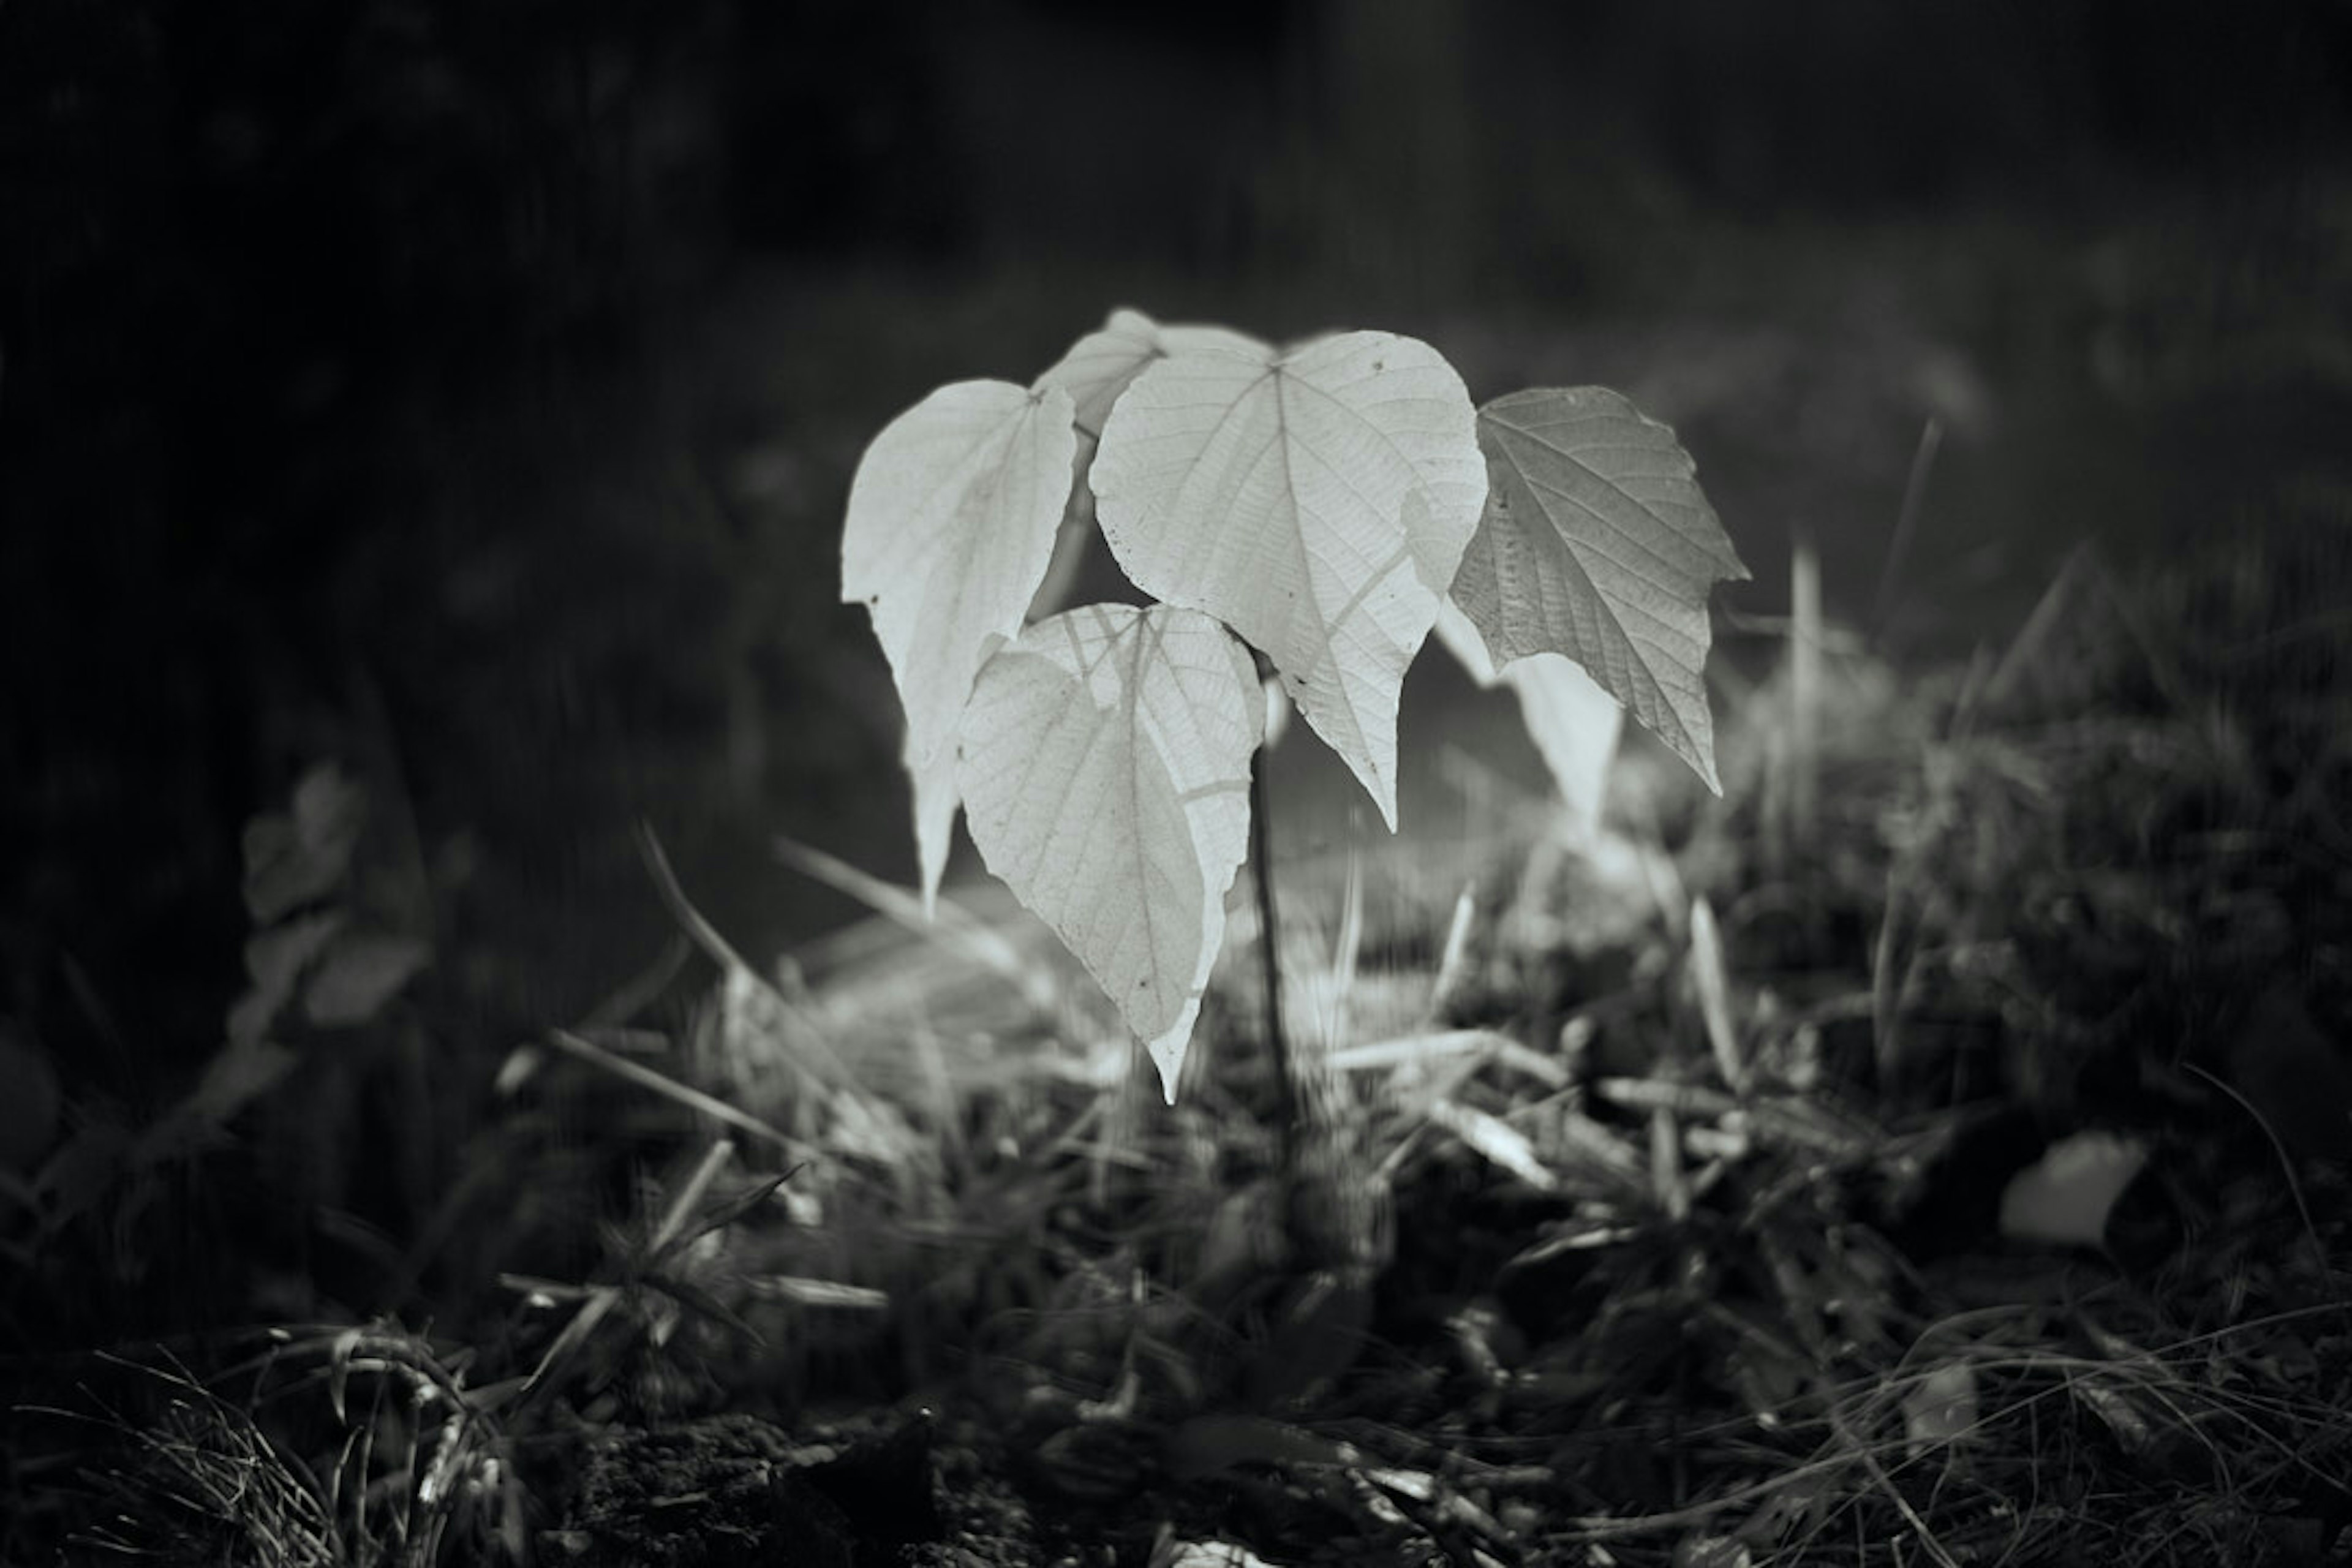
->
[6,0,2350,1098]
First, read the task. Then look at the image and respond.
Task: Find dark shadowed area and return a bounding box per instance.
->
[5,0,2350,1313]
[10,1,2348,1050]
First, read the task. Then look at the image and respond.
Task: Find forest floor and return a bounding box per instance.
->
[7,502,2352,1566]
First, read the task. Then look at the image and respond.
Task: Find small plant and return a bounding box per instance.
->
[841,309,1747,1099]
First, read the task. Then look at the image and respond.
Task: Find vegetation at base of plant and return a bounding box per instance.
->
[840,308,1751,1099]
[23,1335,517,1568]
[10,461,2352,1566]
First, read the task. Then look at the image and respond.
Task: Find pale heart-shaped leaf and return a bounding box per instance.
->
[957,603,1262,1101]
[840,380,1077,910]
[1031,312,1275,624]
[1036,307,1273,439]
[1456,387,1749,793]
[1434,600,1623,840]
[1091,332,1486,827]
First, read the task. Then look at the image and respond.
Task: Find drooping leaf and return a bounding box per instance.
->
[1457,387,1749,793]
[1091,332,1485,827]
[957,603,1262,1101]
[1433,600,1623,839]
[840,380,1078,910]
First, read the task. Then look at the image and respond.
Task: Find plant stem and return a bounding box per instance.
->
[1249,750,1298,1149]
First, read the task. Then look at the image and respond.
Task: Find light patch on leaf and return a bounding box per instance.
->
[1457,386,1748,793]
[956,604,1262,1101]
[1091,331,1485,827]
[840,380,1077,910]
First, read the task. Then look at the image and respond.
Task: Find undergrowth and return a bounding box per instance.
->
[6,495,2351,1566]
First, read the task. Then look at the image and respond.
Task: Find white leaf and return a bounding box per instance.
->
[1433,600,1622,837]
[1092,332,1485,827]
[1458,387,1748,793]
[840,380,1077,910]
[957,604,1262,1101]
[1035,307,1272,439]
[1030,312,1273,631]
[1999,1131,2148,1246]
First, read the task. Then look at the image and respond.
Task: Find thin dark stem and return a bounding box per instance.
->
[1249,750,1297,1148]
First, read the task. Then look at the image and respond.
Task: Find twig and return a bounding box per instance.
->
[1250,750,1297,1147]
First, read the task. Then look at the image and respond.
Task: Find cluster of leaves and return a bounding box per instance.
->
[842,309,1748,1097]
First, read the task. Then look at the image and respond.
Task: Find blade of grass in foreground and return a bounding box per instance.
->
[543,1026,812,1161]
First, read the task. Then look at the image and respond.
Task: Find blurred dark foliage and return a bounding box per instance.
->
[1,0,2345,1099]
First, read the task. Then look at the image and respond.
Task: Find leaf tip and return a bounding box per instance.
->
[1143,993,1209,1104]
[1147,1037,1185,1104]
